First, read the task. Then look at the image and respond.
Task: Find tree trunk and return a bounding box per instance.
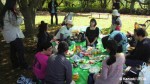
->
[130,0,136,13]
[99,0,103,9]
[17,0,45,37]
[0,0,4,11]
[20,8,35,37]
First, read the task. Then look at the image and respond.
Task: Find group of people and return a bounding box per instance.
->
[1,0,150,84]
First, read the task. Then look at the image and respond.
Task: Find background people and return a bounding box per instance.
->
[48,0,58,25]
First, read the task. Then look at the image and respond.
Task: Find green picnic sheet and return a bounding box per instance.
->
[67,38,108,84]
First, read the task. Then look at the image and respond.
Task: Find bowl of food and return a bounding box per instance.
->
[73,73,79,81]
[80,64,91,69]
[79,58,86,64]
[89,66,100,73]
[89,60,95,64]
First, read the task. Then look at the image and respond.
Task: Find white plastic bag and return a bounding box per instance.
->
[138,66,150,84]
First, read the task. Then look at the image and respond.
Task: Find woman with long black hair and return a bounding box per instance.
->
[0,0,28,69]
[88,40,125,84]
[37,21,53,52]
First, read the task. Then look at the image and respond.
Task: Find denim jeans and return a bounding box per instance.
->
[88,73,95,84]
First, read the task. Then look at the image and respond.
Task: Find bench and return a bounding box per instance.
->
[90,12,110,19]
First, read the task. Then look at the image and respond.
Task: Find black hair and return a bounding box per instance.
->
[41,41,52,51]
[134,28,146,37]
[57,41,69,54]
[41,20,45,24]
[114,33,122,43]
[0,0,17,29]
[106,40,117,65]
[37,22,48,38]
[90,18,97,27]
[115,21,120,25]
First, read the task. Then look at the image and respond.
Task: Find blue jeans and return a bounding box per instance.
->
[88,73,95,84]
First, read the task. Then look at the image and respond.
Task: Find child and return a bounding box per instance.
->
[33,42,53,84]
[115,21,121,31]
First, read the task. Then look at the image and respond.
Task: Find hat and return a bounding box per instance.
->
[112,9,120,16]
[66,20,73,25]
[114,33,122,43]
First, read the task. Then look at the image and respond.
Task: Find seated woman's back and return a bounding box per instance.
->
[95,53,125,84]
[94,40,125,84]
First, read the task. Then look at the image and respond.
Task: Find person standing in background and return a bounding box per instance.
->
[0,0,28,69]
[48,0,58,25]
[111,9,122,33]
[112,0,120,10]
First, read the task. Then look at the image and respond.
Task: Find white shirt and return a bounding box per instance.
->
[55,25,72,39]
[1,11,24,43]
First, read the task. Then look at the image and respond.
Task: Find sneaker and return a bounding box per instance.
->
[17,75,26,84]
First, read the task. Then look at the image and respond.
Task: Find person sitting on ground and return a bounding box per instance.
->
[37,21,53,52]
[111,9,122,33]
[45,41,72,84]
[55,20,73,45]
[62,12,74,26]
[85,18,99,47]
[102,30,128,53]
[33,42,53,84]
[115,21,121,31]
[126,28,150,67]
[88,40,125,84]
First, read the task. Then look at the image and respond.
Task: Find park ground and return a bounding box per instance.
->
[0,12,150,84]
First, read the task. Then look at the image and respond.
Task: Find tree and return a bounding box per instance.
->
[99,0,111,11]
[17,0,47,37]
[138,0,150,11]
[0,0,4,11]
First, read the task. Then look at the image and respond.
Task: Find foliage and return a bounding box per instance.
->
[39,0,150,15]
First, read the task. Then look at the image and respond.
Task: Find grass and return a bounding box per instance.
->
[34,13,150,36]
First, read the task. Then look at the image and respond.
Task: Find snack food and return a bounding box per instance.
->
[73,73,79,81]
